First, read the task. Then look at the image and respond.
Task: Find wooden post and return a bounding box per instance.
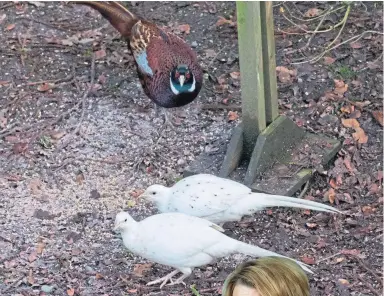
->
[236,1,266,158]
[260,2,279,123]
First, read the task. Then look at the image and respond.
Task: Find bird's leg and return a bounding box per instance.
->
[166,268,191,287]
[162,108,176,128]
[146,269,179,289]
[166,274,189,287]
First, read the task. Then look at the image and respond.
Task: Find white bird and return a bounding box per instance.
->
[141,174,341,225]
[113,211,312,288]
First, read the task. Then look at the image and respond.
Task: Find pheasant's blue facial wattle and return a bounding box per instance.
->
[170,65,196,95]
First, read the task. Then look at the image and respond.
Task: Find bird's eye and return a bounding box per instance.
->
[152,192,156,195]
[124,218,127,222]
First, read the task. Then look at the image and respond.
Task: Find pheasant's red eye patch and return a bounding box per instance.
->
[185,72,191,80]
[175,71,180,79]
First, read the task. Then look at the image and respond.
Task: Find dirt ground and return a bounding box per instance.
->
[0,1,383,296]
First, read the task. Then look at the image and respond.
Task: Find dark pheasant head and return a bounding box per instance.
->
[170,64,196,95]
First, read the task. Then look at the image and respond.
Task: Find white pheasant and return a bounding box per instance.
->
[141,174,341,224]
[113,211,312,288]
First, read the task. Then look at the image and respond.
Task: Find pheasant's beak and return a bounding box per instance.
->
[179,75,185,87]
[113,222,122,232]
[139,191,149,200]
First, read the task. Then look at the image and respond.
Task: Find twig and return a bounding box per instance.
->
[1,275,25,293]
[201,104,242,111]
[54,54,96,152]
[326,3,351,49]
[298,180,310,199]
[282,3,344,23]
[16,17,72,31]
[23,74,74,86]
[285,10,328,55]
[317,252,341,263]
[207,45,228,68]
[357,274,381,296]
[292,30,384,65]
[0,3,14,10]
[281,5,349,34]
[348,255,383,282]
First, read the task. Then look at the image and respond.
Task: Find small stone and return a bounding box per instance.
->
[41,285,55,293]
[191,41,198,48]
[177,159,186,166]
[90,189,101,199]
[318,115,339,126]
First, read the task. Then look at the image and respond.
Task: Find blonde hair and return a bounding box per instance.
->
[222,257,310,296]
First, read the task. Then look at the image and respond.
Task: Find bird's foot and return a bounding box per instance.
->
[166,274,188,287]
[146,269,179,289]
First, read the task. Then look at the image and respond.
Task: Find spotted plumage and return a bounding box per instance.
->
[76,1,203,108]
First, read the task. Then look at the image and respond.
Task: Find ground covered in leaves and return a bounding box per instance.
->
[0,2,383,296]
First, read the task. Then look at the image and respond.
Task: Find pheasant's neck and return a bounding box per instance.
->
[120,222,140,245]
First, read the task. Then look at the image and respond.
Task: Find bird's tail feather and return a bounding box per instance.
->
[248,192,342,214]
[74,1,138,38]
[236,241,313,274]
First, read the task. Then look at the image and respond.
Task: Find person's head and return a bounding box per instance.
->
[222,257,310,296]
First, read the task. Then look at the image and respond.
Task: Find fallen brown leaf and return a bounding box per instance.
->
[335,257,345,263]
[0,114,7,129]
[349,110,361,119]
[300,256,316,265]
[50,131,66,140]
[12,142,28,154]
[334,79,348,95]
[94,49,106,60]
[341,118,360,129]
[278,71,291,83]
[228,111,239,122]
[216,16,235,27]
[371,110,383,126]
[28,251,38,262]
[325,188,336,204]
[178,24,191,34]
[36,242,45,254]
[27,269,35,285]
[350,41,363,49]
[329,178,338,189]
[0,14,6,25]
[130,189,144,198]
[377,171,383,182]
[6,23,15,31]
[343,155,354,173]
[67,288,75,296]
[351,100,371,109]
[95,273,103,279]
[323,56,335,65]
[305,222,317,229]
[368,183,379,195]
[76,172,85,185]
[304,8,323,17]
[133,263,152,277]
[341,249,361,256]
[28,178,42,195]
[37,83,55,92]
[352,127,368,144]
[338,279,350,286]
[229,71,240,80]
[340,105,354,114]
